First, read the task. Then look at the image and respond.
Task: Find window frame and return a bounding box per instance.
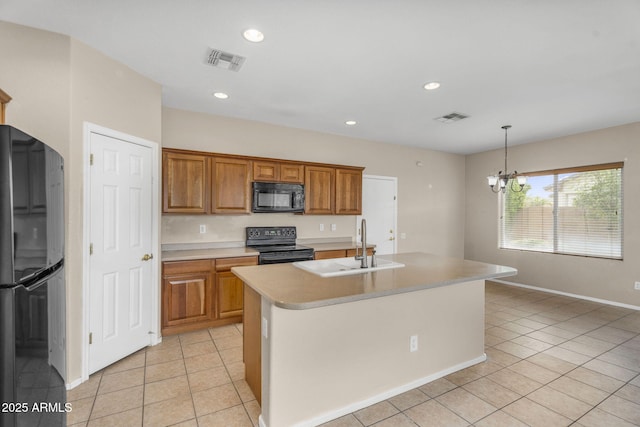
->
[499,162,624,260]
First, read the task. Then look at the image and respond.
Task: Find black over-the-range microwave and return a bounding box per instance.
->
[252,181,305,213]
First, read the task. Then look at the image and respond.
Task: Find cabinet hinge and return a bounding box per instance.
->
[89,332,93,344]
[89,243,93,255]
[90,153,94,165]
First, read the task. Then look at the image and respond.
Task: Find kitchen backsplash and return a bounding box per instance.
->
[161,214,357,244]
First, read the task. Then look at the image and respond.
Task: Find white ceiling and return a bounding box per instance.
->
[2,0,640,154]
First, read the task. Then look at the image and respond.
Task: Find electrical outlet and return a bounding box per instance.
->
[410,335,418,352]
[199,224,206,234]
[319,224,325,231]
[331,224,337,231]
[635,281,640,290]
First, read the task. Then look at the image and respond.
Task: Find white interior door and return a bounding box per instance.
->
[88,132,154,374]
[358,175,398,255]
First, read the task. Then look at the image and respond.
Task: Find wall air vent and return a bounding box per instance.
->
[434,112,469,123]
[206,48,246,72]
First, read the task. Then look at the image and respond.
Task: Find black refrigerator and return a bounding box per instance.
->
[0,125,66,427]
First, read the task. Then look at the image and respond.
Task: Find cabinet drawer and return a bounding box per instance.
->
[253,161,279,181]
[314,250,347,260]
[346,248,373,257]
[279,164,304,183]
[216,256,258,271]
[163,259,214,275]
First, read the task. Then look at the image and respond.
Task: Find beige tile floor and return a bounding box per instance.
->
[67,281,640,426]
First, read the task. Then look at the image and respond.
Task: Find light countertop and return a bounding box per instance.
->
[232,252,517,310]
[162,247,258,262]
[161,241,372,262]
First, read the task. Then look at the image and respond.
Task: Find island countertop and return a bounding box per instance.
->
[232,252,517,310]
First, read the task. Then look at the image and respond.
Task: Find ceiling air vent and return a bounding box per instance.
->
[206,48,246,72]
[434,112,469,124]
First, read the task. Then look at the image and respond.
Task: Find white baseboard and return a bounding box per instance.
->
[66,377,83,390]
[258,354,486,427]
[491,279,640,311]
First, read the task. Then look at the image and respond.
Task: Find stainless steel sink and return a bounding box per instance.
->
[293,257,405,277]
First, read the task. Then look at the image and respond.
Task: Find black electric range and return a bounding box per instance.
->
[246,226,314,264]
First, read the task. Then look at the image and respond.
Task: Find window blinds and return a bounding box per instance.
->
[499,163,623,260]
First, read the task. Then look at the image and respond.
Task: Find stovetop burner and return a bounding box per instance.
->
[251,244,312,253]
[246,226,314,264]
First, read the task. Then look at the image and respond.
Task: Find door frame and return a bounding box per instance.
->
[358,174,398,254]
[81,122,160,382]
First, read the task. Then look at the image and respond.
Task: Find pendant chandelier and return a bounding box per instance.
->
[487,125,527,193]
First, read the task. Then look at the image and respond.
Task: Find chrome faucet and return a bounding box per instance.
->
[355,218,368,268]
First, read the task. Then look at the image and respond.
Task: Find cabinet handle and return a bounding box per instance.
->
[388,237,395,241]
[141,253,154,261]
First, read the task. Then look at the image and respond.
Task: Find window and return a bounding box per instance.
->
[500,162,623,259]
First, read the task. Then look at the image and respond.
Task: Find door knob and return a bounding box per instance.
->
[141,253,154,261]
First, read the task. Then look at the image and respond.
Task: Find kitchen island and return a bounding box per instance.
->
[232,252,517,427]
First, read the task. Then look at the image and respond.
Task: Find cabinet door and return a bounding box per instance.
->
[212,157,251,213]
[215,256,258,319]
[280,164,304,183]
[162,262,215,329]
[163,151,208,213]
[304,166,335,214]
[335,168,362,215]
[253,161,279,181]
[216,271,244,319]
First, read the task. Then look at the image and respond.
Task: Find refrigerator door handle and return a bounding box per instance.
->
[22,259,64,291]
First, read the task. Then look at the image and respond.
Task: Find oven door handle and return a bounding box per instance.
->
[259,252,314,264]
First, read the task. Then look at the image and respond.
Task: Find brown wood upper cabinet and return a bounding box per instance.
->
[305,166,363,215]
[162,148,363,215]
[335,168,362,215]
[162,149,251,214]
[253,160,304,184]
[211,157,252,214]
[304,165,335,214]
[163,151,208,213]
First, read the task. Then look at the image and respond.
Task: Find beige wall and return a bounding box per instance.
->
[162,107,467,256]
[1,21,162,384]
[465,122,640,306]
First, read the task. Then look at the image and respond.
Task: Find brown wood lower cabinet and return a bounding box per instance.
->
[314,248,374,259]
[161,256,257,335]
[216,256,257,319]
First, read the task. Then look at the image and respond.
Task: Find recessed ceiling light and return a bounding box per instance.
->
[213,92,229,99]
[423,81,441,91]
[243,28,264,43]
[345,120,357,126]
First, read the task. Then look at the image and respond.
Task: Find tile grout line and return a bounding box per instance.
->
[485,286,640,426]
